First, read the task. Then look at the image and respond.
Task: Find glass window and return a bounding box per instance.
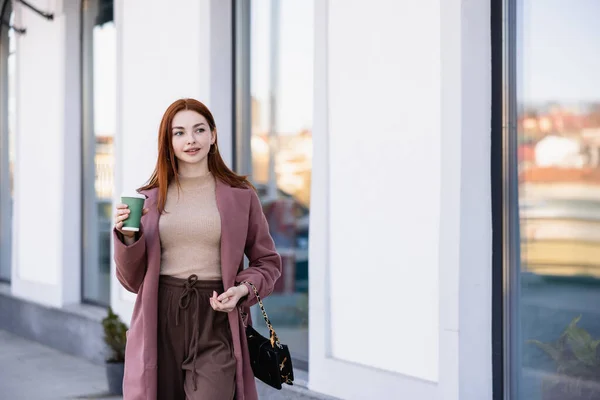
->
[236,0,313,363]
[515,1,600,398]
[0,10,15,282]
[82,0,116,305]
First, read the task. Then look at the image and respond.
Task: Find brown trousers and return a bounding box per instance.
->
[157,275,236,400]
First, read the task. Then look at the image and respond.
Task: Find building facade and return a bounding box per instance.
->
[2,0,599,399]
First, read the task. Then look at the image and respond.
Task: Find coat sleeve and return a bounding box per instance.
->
[236,189,282,308]
[113,225,147,294]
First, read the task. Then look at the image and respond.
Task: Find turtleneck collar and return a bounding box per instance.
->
[175,171,214,191]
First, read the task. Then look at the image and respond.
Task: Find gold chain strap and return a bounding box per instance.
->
[241,281,282,349]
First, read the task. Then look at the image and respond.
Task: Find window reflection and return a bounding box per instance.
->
[82,0,115,305]
[245,0,314,360]
[8,12,15,199]
[517,1,600,398]
[0,11,15,282]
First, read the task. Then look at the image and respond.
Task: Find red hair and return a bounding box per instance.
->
[139,98,254,213]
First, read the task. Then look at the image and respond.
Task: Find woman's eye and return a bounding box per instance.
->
[195,128,205,133]
[174,131,183,136]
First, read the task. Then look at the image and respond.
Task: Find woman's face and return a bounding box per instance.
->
[171,110,215,167]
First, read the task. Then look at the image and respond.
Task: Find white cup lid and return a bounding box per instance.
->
[121,191,146,199]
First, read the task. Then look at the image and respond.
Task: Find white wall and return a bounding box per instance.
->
[111,0,233,322]
[309,0,492,399]
[6,0,232,323]
[455,0,494,397]
[328,0,441,380]
[11,0,81,307]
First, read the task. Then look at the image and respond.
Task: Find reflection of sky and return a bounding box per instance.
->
[93,23,117,136]
[8,12,16,163]
[518,0,600,104]
[252,0,314,134]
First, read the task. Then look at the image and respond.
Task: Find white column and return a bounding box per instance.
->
[309,0,492,399]
[455,0,494,396]
[111,0,233,323]
[11,0,81,307]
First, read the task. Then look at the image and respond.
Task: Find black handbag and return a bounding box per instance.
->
[240,281,294,390]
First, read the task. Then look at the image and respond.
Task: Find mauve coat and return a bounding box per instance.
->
[113,179,282,400]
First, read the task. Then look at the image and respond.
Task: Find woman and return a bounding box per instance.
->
[113,98,282,400]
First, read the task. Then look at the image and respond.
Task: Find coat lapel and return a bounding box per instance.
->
[135,183,254,399]
[140,188,161,272]
[215,180,253,399]
[141,182,248,288]
[215,179,249,289]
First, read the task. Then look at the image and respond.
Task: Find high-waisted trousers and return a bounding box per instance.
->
[157,274,236,400]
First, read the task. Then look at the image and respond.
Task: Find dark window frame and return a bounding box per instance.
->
[0,2,13,284]
[491,0,504,396]
[494,0,521,399]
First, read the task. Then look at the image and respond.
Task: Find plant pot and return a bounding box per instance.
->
[105,361,124,395]
[541,375,600,400]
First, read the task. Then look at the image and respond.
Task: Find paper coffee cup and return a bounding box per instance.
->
[120,192,146,232]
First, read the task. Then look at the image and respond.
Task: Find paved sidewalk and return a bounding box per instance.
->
[0,330,335,400]
[0,330,118,400]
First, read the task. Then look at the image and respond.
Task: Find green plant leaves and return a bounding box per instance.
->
[102,307,128,363]
[527,315,600,380]
[567,326,597,367]
[529,339,563,362]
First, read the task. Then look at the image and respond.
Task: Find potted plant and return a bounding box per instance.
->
[102,307,128,396]
[529,315,600,400]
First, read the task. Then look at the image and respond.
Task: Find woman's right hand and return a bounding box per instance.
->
[115,203,149,238]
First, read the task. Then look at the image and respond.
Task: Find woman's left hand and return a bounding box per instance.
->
[210,284,249,313]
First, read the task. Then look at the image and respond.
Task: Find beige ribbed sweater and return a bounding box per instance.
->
[158,172,222,280]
